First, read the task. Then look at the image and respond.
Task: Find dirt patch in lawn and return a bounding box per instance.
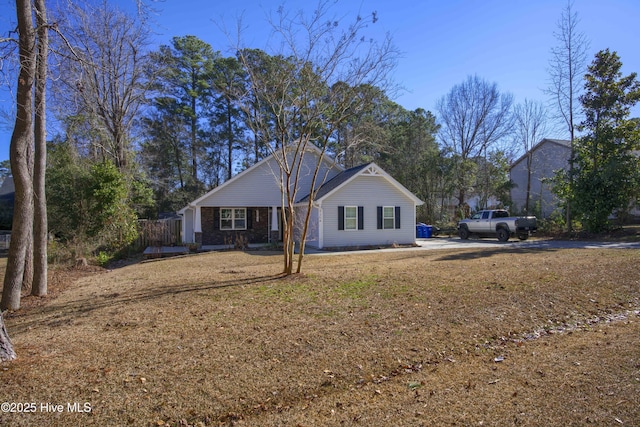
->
[1,247,639,426]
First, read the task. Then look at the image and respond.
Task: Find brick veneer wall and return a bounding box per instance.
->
[201,207,270,245]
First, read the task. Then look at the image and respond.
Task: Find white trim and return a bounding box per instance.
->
[344,206,358,230]
[361,164,382,176]
[179,210,184,235]
[382,206,395,229]
[195,206,202,233]
[271,206,279,231]
[180,207,196,243]
[178,210,187,243]
[220,207,248,231]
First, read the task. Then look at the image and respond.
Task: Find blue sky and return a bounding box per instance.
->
[0,0,639,163]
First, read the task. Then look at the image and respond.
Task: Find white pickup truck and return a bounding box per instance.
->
[457,209,537,242]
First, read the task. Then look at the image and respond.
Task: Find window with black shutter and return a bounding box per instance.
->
[339,206,364,230]
[377,206,400,229]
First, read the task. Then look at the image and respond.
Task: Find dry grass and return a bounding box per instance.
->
[1,246,639,426]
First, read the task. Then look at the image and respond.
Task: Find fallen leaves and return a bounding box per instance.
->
[3,249,639,426]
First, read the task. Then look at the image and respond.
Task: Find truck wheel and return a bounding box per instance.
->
[518,234,529,241]
[459,226,469,240]
[497,228,509,242]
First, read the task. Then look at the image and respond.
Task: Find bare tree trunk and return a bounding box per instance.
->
[285,205,294,275]
[513,99,550,215]
[282,170,294,275]
[296,144,331,273]
[226,99,233,181]
[567,130,574,233]
[175,144,185,189]
[547,1,588,233]
[22,103,35,293]
[1,0,36,312]
[22,231,33,292]
[458,188,466,217]
[525,153,532,213]
[0,312,16,362]
[31,0,48,297]
[191,96,198,181]
[113,130,126,169]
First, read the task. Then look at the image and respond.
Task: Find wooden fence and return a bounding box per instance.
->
[136,218,182,248]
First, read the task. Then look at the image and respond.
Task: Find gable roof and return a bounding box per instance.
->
[178,144,343,213]
[298,163,371,202]
[510,138,570,170]
[298,162,423,205]
[544,138,571,147]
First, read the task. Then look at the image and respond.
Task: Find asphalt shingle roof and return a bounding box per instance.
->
[297,162,372,203]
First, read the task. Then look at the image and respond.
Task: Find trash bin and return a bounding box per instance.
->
[424,225,433,238]
[416,223,427,238]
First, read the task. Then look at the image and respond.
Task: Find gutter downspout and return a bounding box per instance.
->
[316,201,323,249]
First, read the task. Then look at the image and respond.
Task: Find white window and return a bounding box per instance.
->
[345,206,357,230]
[220,208,247,230]
[383,206,395,229]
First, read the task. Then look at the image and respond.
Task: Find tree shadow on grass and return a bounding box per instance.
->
[9,272,286,334]
[432,244,561,261]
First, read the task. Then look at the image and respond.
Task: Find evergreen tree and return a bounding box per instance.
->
[47,142,138,254]
[209,56,247,181]
[149,36,218,190]
[570,49,640,231]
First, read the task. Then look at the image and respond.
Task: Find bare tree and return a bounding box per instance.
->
[513,99,551,213]
[32,0,49,297]
[436,75,513,210]
[1,0,49,316]
[0,311,16,361]
[2,0,36,312]
[236,1,398,274]
[51,0,152,169]
[546,0,589,231]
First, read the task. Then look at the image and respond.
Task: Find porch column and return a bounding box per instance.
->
[195,206,202,233]
[269,206,279,244]
[271,206,279,231]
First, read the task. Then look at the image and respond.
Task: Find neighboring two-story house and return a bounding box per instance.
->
[509,138,570,218]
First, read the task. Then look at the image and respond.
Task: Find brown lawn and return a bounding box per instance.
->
[1,246,639,426]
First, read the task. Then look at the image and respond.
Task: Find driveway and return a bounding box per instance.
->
[308,237,640,256]
[416,237,640,250]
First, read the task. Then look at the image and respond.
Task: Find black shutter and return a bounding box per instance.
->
[247,208,252,229]
[395,206,401,229]
[358,206,364,230]
[338,206,345,230]
[377,206,383,229]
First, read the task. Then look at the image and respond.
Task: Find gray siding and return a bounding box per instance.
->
[198,153,340,207]
[319,175,416,248]
[510,141,570,218]
[295,205,320,247]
